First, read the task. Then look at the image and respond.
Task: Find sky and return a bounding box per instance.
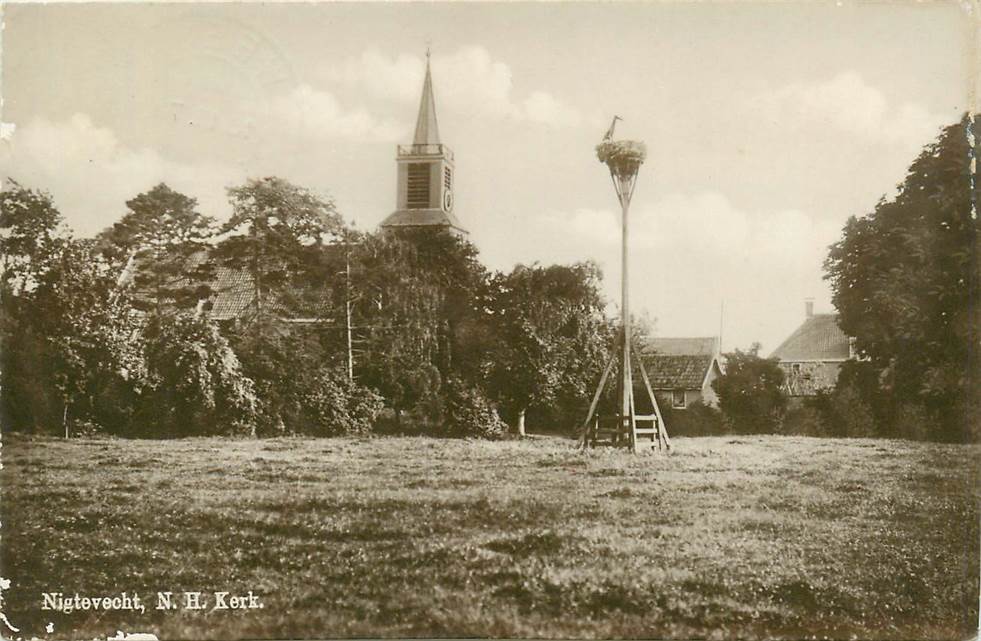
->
[0,2,973,353]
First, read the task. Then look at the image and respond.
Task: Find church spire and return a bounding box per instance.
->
[412,48,441,146]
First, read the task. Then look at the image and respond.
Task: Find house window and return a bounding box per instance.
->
[407,163,431,209]
[672,390,686,409]
[792,363,802,375]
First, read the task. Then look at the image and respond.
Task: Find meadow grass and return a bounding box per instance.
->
[1,433,977,640]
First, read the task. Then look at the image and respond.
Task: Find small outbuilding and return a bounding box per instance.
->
[639,337,724,409]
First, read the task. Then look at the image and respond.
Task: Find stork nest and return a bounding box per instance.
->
[596,139,647,177]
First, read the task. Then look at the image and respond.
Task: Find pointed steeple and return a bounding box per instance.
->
[412,49,441,146]
[380,46,466,237]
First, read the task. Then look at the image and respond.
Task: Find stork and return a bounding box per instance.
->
[603,115,622,141]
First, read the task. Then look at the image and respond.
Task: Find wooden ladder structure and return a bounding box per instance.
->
[578,341,671,453]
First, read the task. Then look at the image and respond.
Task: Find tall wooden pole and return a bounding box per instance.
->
[345,255,354,382]
[619,183,632,443]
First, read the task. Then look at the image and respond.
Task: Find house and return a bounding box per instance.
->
[770,300,854,396]
[639,337,724,409]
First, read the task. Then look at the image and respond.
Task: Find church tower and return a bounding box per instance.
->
[379,51,467,237]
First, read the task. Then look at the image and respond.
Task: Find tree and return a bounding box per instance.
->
[824,114,979,441]
[211,177,350,433]
[712,344,786,433]
[19,238,142,435]
[212,177,346,327]
[0,180,69,431]
[0,179,65,295]
[138,313,257,437]
[349,230,487,427]
[98,183,216,315]
[486,261,612,435]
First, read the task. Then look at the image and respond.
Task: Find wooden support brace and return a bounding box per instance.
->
[578,353,617,449]
[633,342,672,451]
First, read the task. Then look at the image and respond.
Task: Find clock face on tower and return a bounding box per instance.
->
[442,189,453,212]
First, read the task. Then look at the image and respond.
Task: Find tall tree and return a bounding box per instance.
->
[24,238,142,435]
[486,261,611,435]
[0,180,69,431]
[348,232,449,425]
[824,114,979,440]
[212,177,345,327]
[344,229,491,427]
[211,177,348,432]
[98,183,216,315]
[0,179,65,295]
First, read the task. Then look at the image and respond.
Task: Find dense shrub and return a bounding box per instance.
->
[780,387,876,439]
[298,367,384,436]
[137,314,258,437]
[830,383,878,438]
[439,380,509,439]
[893,403,931,442]
[659,400,725,437]
[781,405,832,437]
[713,345,787,434]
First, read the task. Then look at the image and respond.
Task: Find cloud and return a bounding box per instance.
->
[745,71,945,148]
[533,192,842,352]
[267,84,405,143]
[0,114,240,237]
[328,46,594,129]
[521,91,588,128]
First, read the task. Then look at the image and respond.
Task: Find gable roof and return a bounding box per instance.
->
[642,354,716,390]
[770,313,851,361]
[639,336,721,390]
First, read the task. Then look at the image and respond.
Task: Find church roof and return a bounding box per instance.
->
[379,208,467,234]
[413,56,440,146]
[770,313,851,361]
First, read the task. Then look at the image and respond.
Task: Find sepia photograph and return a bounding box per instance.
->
[0,2,977,639]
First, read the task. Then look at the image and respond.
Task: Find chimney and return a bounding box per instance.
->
[805,298,814,318]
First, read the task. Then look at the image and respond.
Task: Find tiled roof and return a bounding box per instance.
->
[637,336,720,390]
[207,267,254,320]
[641,354,716,390]
[770,314,851,361]
[207,266,339,322]
[379,208,467,234]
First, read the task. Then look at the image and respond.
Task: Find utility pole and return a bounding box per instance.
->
[345,255,354,381]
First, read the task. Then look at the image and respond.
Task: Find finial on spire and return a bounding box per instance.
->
[425,41,432,61]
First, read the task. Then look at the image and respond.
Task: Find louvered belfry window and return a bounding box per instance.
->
[444,166,452,190]
[407,163,431,209]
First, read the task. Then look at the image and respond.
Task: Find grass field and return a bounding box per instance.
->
[2,433,977,640]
